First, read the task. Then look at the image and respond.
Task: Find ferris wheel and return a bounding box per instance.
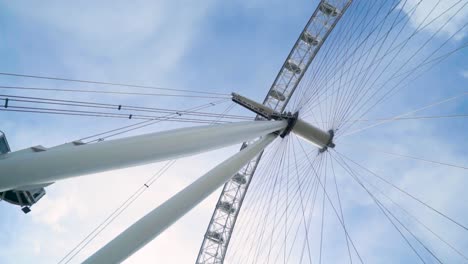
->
[0,0,467,263]
[196,1,352,263]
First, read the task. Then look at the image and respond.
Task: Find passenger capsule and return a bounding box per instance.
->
[232,173,247,185]
[269,89,286,101]
[301,32,320,46]
[217,201,236,214]
[319,2,339,17]
[285,60,302,74]
[206,231,224,244]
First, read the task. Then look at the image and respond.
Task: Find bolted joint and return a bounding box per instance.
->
[318,129,335,153]
[278,112,298,138]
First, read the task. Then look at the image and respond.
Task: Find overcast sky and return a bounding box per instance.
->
[0,0,467,263]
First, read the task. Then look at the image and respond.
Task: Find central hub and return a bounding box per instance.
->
[231,92,335,152]
[292,117,335,152]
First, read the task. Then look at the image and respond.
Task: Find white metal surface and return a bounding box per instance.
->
[0,121,286,192]
[83,133,278,264]
[292,118,331,148]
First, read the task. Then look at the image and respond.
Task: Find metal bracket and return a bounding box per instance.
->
[0,131,11,154]
[231,92,280,119]
[318,129,336,153]
[232,93,299,138]
[278,112,298,138]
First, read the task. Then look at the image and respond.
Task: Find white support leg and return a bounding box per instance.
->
[0,120,286,192]
[83,133,278,264]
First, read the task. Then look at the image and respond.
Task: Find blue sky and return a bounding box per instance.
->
[0,0,467,263]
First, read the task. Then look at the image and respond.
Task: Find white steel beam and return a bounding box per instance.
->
[0,121,286,192]
[292,118,331,148]
[83,133,278,264]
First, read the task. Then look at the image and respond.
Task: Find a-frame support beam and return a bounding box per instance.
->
[0,120,286,192]
[83,133,278,264]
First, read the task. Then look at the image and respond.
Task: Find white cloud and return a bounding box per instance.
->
[462,70,468,78]
[400,0,468,40]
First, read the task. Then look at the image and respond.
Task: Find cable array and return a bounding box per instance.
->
[223,0,468,263]
[0,94,249,124]
[0,72,229,96]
